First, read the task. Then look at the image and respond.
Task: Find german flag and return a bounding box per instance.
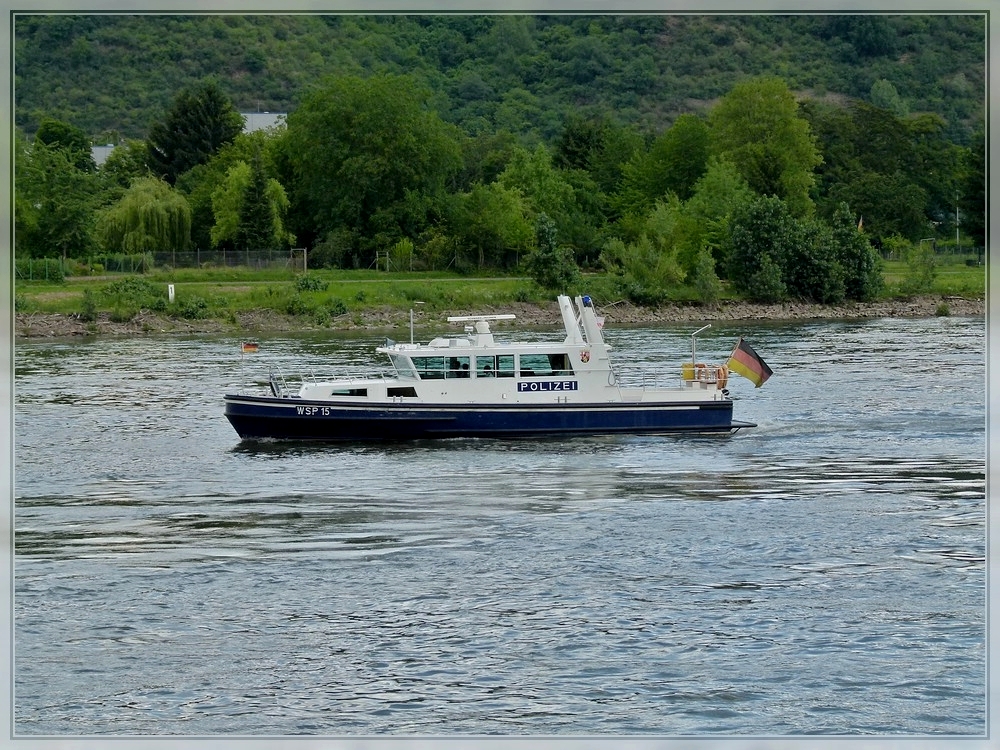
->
[241,341,259,354]
[726,338,772,388]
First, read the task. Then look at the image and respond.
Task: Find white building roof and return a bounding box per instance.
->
[241,111,286,132]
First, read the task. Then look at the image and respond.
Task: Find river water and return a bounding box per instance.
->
[12,314,986,740]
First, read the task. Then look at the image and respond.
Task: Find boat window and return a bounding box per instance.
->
[518,353,573,377]
[330,388,368,397]
[476,355,495,377]
[446,356,471,378]
[389,354,418,379]
[412,356,446,380]
[387,386,418,397]
[496,355,515,378]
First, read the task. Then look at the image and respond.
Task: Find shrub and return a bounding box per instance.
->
[690,245,723,304]
[110,305,137,323]
[101,277,166,312]
[527,213,580,292]
[283,294,310,316]
[902,240,937,295]
[176,296,208,319]
[309,228,356,269]
[514,286,534,303]
[80,289,98,322]
[295,273,329,292]
[102,276,158,298]
[14,293,35,313]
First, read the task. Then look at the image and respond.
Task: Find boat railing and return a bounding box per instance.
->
[296,367,395,386]
[611,364,726,391]
[609,365,682,390]
[268,368,291,397]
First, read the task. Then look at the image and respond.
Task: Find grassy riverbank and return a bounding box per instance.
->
[12,260,986,339]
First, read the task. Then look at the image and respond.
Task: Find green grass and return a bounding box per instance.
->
[13,271,548,318]
[14,258,985,321]
[881,255,986,297]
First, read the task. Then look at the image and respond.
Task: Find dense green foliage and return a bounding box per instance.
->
[13,13,986,310]
[96,177,192,253]
[14,15,984,144]
[278,74,462,259]
[146,80,244,184]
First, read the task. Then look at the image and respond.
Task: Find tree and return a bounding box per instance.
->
[827,15,897,58]
[553,113,606,172]
[498,144,577,224]
[177,129,283,253]
[99,139,151,190]
[682,156,755,276]
[496,143,595,260]
[16,136,99,258]
[450,181,533,269]
[725,195,798,303]
[709,76,822,217]
[870,79,908,117]
[782,219,845,304]
[600,198,686,305]
[95,177,191,253]
[210,162,250,250]
[902,238,938,294]
[616,114,710,216]
[689,245,723,304]
[527,212,580,291]
[236,152,279,252]
[146,79,244,185]
[35,117,95,172]
[959,125,985,248]
[830,202,883,301]
[210,155,293,253]
[280,74,462,260]
[829,168,928,243]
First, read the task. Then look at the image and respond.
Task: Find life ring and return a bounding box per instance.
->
[716,365,729,389]
[580,350,591,363]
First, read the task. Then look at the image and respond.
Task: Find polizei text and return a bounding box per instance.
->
[517,381,579,392]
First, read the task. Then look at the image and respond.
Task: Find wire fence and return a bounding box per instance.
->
[14,249,309,280]
[149,249,307,271]
[14,244,985,281]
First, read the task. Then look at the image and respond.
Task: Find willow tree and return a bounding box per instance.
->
[96,177,191,253]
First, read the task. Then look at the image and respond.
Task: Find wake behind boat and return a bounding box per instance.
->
[223,294,764,441]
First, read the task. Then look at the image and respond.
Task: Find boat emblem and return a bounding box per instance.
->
[580,350,591,363]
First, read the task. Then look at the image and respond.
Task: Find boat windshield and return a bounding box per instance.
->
[476,354,515,378]
[518,352,573,377]
[389,354,418,380]
[411,355,472,379]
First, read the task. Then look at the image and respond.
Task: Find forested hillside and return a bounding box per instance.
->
[15,13,985,144]
[13,12,987,309]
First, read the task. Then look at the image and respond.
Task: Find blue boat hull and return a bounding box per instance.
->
[223,394,753,441]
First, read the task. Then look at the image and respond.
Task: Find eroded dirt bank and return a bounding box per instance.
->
[14,294,985,339]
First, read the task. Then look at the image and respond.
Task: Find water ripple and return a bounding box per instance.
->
[13,317,985,735]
